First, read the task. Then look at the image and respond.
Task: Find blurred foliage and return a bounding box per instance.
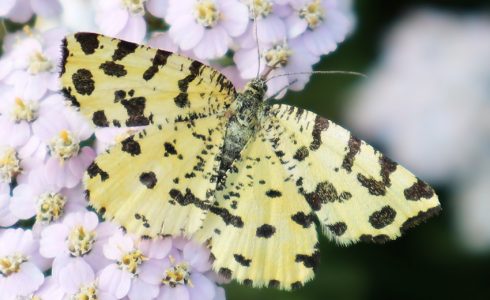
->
[228,1,490,299]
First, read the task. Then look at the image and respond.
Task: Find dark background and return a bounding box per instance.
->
[227,1,490,299]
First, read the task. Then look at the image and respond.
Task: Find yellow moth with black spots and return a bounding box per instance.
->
[60,33,441,290]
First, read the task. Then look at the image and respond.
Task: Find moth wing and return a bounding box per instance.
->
[61,33,235,127]
[86,116,225,237]
[265,104,441,244]
[194,132,319,290]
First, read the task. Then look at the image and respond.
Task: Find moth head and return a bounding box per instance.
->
[244,78,268,100]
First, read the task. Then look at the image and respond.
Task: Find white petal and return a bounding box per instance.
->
[40,223,69,258]
[117,14,147,43]
[146,0,168,18]
[6,0,33,23]
[0,0,16,16]
[188,273,215,300]
[139,237,172,259]
[219,0,249,37]
[138,260,165,285]
[183,241,211,272]
[286,14,308,39]
[157,285,190,300]
[127,278,159,300]
[170,18,204,51]
[98,264,132,299]
[31,0,62,17]
[193,27,230,59]
[256,16,286,44]
[59,258,94,294]
[96,8,129,36]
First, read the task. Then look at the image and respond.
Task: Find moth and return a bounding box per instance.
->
[60,33,441,290]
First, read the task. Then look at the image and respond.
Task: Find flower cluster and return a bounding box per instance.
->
[0,1,355,299]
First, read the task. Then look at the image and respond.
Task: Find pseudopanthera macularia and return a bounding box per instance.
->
[61,33,441,290]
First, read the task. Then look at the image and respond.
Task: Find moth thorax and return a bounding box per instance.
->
[243,78,267,100]
[28,51,53,75]
[247,0,273,19]
[194,0,220,28]
[118,250,146,275]
[123,0,147,14]
[12,97,38,123]
[67,226,96,257]
[36,192,67,224]
[162,262,191,287]
[263,43,292,68]
[49,130,80,161]
[299,0,324,29]
[0,147,21,184]
[73,282,98,300]
[0,253,28,277]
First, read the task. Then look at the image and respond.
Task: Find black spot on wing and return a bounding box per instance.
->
[72,69,95,95]
[268,280,280,289]
[92,110,109,127]
[163,142,177,156]
[174,93,189,108]
[327,222,347,236]
[301,181,350,211]
[244,279,253,287]
[168,188,208,210]
[341,135,361,172]
[74,32,99,55]
[218,268,232,280]
[121,97,150,126]
[112,39,138,61]
[233,254,251,267]
[256,224,276,238]
[121,136,141,156]
[293,146,309,161]
[357,174,386,196]
[359,234,390,244]
[404,179,435,201]
[99,61,127,77]
[291,281,303,290]
[310,115,329,151]
[265,189,282,198]
[295,251,320,270]
[291,212,315,228]
[369,206,397,229]
[61,87,80,108]
[400,206,441,234]
[140,172,157,189]
[143,49,171,80]
[60,38,68,76]
[86,162,109,181]
[208,205,244,228]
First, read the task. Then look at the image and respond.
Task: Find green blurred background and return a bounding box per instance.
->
[227,1,490,299]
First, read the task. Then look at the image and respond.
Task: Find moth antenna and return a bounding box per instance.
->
[265,70,367,83]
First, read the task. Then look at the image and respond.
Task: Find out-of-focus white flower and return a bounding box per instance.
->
[0,0,61,23]
[0,228,48,299]
[98,232,171,299]
[10,167,86,224]
[40,211,117,274]
[167,0,249,59]
[0,27,65,101]
[234,37,319,98]
[58,259,117,300]
[347,10,490,183]
[57,0,98,32]
[95,0,148,43]
[146,0,169,18]
[285,0,352,56]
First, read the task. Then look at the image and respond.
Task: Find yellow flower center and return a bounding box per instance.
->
[194,0,220,28]
[28,51,53,75]
[0,254,28,277]
[263,43,292,68]
[162,260,192,288]
[118,250,146,275]
[299,0,324,29]
[73,282,98,300]
[0,147,21,184]
[123,0,147,14]
[246,0,272,19]
[12,97,38,123]
[36,192,67,224]
[49,130,80,160]
[67,226,96,257]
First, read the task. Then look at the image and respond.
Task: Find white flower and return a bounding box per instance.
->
[0,27,66,101]
[234,37,319,98]
[0,229,48,299]
[0,0,61,23]
[95,0,148,43]
[10,166,86,224]
[39,211,117,275]
[98,232,172,299]
[167,0,249,59]
[285,0,352,56]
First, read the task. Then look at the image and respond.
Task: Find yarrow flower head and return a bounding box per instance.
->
[167,0,249,59]
[0,229,49,299]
